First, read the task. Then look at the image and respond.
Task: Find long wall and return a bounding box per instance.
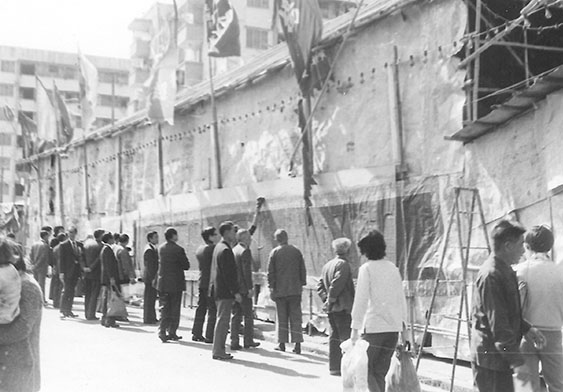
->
[27,0,467,279]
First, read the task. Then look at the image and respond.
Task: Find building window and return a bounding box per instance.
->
[1,61,15,73]
[98,71,129,85]
[19,87,35,100]
[0,84,13,97]
[22,111,34,120]
[48,64,60,75]
[14,183,24,197]
[246,27,269,50]
[177,69,186,87]
[0,157,10,169]
[20,63,36,75]
[0,133,12,146]
[247,0,269,8]
[98,94,128,108]
[16,135,24,148]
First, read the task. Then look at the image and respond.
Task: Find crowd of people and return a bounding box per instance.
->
[1,205,561,392]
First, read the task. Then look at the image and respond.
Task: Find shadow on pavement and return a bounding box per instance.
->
[229,358,320,379]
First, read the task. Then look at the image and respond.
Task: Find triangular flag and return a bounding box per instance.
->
[275,0,323,95]
[206,0,241,57]
[53,83,74,144]
[35,77,57,148]
[78,50,98,133]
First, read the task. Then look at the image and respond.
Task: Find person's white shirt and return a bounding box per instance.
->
[351,259,407,333]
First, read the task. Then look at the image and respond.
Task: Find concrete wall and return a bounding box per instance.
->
[27,0,467,278]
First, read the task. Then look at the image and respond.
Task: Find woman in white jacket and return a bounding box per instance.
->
[350,230,407,392]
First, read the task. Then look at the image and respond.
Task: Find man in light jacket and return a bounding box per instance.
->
[318,237,355,376]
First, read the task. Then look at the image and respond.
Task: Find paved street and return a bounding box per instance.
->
[40,300,341,392]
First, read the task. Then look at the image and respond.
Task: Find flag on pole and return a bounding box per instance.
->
[78,50,98,132]
[53,84,73,144]
[206,0,241,57]
[17,111,37,158]
[147,45,179,125]
[275,0,323,94]
[35,77,57,149]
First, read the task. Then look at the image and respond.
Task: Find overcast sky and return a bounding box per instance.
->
[0,0,173,59]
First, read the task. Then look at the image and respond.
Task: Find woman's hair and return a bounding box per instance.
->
[0,238,13,265]
[357,230,386,260]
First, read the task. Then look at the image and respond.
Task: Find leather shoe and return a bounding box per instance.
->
[159,335,169,343]
[204,338,213,344]
[274,343,286,352]
[168,334,182,341]
[293,342,301,354]
[86,316,99,321]
[244,342,260,349]
[212,354,233,360]
[230,343,243,350]
[68,312,78,318]
[192,335,206,342]
[330,370,341,376]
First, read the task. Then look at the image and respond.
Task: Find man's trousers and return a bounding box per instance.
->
[213,298,234,356]
[83,278,101,319]
[328,311,352,373]
[143,282,158,324]
[192,287,216,340]
[231,295,254,346]
[274,295,303,344]
[159,291,183,337]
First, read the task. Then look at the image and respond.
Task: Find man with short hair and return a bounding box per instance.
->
[100,232,120,328]
[156,227,190,343]
[230,229,260,350]
[267,229,307,354]
[29,230,53,304]
[471,220,546,392]
[143,231,159,324]
[318,237,355,375]
[210,221,242,360]
[514,225,563,392]
[115,234,136,285]
[83,229,105,320]
[58,226,84,319]
[191,226,219,343]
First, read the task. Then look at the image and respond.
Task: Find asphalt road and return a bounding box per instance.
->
[40,300,342,392]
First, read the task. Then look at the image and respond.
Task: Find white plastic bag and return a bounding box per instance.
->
[385,344,421,392]
[341,339,370,392]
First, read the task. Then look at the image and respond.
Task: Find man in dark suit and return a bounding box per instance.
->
[231,229,260,350]
[82,229,105,320]
[191,226,219,343]
[49,232,66,308]
[156,227,190,342]
[100,232,120,328]
[29,230,53,304]
[143,231,159,324]
[210,221,241,360]
[58,226,84,318]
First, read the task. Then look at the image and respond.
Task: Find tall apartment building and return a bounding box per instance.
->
[127,0,353,113]
[0,46,130,203]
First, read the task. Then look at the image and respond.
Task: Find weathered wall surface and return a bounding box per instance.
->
[464,90,563,259]
[27,0,467,281]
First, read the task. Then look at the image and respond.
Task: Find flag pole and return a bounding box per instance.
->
[157,123,165,195]
[208,56,222,189]
[53,82,65,226]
